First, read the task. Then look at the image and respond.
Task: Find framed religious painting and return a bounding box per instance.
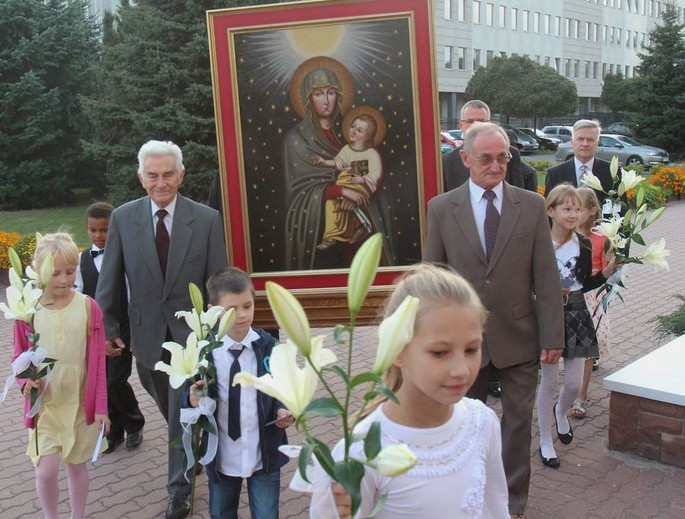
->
[207,0,440,326]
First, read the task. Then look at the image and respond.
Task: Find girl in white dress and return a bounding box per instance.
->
[332,264,509,518]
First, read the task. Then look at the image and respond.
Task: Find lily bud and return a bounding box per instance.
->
[38,253,55,289]
[610,156,620,181]
[373,444,417,476]
[216,307,236,339]
[188,282,204,315]
[373,296,420,375]
[8,247,23,278]
[265,282,311,356]
[347,233,382,315]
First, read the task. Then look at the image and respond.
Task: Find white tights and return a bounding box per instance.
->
[35,453,89,519]
[536,357,585,458]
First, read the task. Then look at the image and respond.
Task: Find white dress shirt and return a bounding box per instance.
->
[574,157,595,186]
[213,327,262,477]
[468,180,504,257]
[74,245,104,292]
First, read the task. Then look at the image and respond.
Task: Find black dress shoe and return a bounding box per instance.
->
[126,429,143,450]
[539,447,560,469]
[553,403,573,445]
[488,380,502,398]
[104,435,124,454]
[165,494,190,519]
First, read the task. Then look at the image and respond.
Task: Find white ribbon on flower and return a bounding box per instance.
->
[179,396,218,482]
[1,347,51,408]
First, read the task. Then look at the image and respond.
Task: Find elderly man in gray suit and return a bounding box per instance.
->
[96,140,227,519]
[424,123,564,518]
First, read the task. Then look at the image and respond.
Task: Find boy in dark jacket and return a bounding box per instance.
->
[187,267,292,519]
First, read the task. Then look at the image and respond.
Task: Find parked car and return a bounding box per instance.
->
[604,121,634,137]
[541,124,574,142]
[447,129,464,146]
[519,127,561,150]
[554,134,669,167]
[500,124,539,153]
[441,143,453,154]
[440,131,460,149]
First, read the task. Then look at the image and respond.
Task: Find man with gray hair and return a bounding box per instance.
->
[97,140,228,519]
[545,119,613,207]
[425,122,564,517]
[442,99,537,192]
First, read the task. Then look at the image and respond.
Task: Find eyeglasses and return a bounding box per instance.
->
[459,118,490,124]
[474,153,512,167]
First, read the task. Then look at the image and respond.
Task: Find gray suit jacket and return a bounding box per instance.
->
[423,182,564,368]
[96,195,228,369]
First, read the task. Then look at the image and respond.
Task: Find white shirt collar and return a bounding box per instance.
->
[150,196,178,219]
[223,327,260,351]
[468,179,504,203]
[574,157,595,173]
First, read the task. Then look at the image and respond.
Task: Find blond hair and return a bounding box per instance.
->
[32,232,79,273]
[545,183,582,246]
[356,264,486,422]
[577,187,602,233]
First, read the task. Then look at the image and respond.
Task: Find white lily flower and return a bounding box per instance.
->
[582,172,604,192]
[640,238,670,272]
[347,233,382,314]
[617,169,644,197]
[373,444,417,476]
[373,296,420,375]
[154,333,209,388]
[610,156,620,181]
[9,267,25,292]
[25,266,39,284]
[175,306,224,340]
[234,339,323,418]
[309,335,337,369]
[593,219,626,250]
[0,283,42,323]
[265,282,311,356]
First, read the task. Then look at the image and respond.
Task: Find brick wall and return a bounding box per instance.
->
[608,392,685,469]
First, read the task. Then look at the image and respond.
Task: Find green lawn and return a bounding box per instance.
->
[0,204,91,248]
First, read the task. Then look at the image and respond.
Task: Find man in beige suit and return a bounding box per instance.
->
[424,123,564,518]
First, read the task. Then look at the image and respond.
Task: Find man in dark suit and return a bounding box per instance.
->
[96,140,228,519]
[424,123,564,517]
[545,119,613,207]
[443,99,538,193]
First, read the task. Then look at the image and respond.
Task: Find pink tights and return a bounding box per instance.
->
[35,453,89,519]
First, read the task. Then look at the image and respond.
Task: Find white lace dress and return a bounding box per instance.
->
[338,398,509,519]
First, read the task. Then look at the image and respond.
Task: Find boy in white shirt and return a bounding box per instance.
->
[186,267,293,519]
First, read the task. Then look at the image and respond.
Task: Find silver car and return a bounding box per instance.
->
[554,134,669,167]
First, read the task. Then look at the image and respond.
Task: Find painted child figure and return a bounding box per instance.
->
[313,108,386,250]
[12,233,109,519]
[75,202,145,453]
[536,184,616,469]
[331,264,509,519]
[186,267,294,519]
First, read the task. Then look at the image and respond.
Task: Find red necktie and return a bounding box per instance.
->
[155,209,170,276]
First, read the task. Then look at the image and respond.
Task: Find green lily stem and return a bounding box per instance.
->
[343,314,357,461]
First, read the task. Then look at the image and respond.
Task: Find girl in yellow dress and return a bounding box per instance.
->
[12,233,109,519]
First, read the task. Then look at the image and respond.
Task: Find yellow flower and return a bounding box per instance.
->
[373,444,417,476]
[154,333,209,389]
[373,296,420,375]
[265,281,311,356]
[234,337,335,418]
[640,238,670,272]
[347,233,382,315]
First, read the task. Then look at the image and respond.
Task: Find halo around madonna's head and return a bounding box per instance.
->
[342,105,387,148]
[289,56,354,118]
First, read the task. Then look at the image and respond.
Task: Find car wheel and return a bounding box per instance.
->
[626,156,643,166]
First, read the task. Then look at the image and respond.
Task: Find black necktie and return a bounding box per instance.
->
[228,345,245,440]
[90,249,104,258]
[483,190,500,262]
[155,209,170,276]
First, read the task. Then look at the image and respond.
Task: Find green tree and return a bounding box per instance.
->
[632,2,685,152]
[84,0,278,206]
[0,0,99,210]
[465,55,577,121]
[600,72,640,113]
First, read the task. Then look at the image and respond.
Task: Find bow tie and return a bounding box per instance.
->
[90,249,105,258]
